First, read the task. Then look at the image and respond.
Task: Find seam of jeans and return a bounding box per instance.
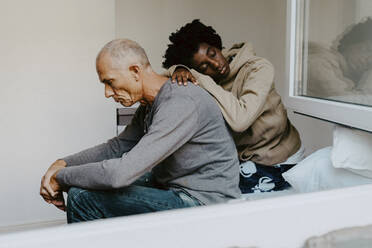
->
[69,188,87,203]
[178,192,197,207]
[120,191,178,209]
[173,190,201,207]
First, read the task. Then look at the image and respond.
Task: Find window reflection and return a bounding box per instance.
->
[301,0,372,106]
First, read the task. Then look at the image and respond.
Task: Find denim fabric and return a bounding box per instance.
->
[66,173,201,223]
[239,161,295,194]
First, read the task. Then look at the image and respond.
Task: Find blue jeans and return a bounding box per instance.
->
[66,173,201,223]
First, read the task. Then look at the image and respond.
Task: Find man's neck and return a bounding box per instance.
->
[141,70,169,105]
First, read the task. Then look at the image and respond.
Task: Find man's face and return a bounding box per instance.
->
[190,42,230,83]
[96,54,143,107]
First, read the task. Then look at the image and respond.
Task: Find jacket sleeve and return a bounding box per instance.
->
[61,108,144,167]
[167,64,193,77]
[189,58,274,132]
[56,95,198,190]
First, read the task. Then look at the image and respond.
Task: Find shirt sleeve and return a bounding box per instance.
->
[188,58,274,132]
[61,107,145,167]
[56,94,199,190]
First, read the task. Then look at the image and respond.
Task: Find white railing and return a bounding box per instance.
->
[1,184,372,248]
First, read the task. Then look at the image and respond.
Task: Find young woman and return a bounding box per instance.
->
[163,20,304,194]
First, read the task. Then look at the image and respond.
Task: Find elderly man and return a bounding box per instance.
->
[40,39,240,223]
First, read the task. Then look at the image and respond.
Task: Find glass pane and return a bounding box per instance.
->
[297,0,372,107]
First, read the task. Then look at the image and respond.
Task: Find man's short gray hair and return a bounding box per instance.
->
[97,39,150,68]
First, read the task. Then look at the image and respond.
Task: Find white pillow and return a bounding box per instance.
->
[282,147,372,193]
[331,124,372,178]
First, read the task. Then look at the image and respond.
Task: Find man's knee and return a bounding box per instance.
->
[67,187,88,210]
[67,187,99,223]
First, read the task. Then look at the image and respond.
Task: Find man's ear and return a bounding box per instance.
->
[128,65,140,81]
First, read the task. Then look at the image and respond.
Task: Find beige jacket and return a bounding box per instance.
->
[168,42,301,165]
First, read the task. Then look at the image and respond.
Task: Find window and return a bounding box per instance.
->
[286,0,372,132]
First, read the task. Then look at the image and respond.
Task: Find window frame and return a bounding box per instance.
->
[284,0,372,132]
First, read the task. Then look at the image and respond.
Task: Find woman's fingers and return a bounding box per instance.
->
[191,75,198,85]
[182,74,189,86]
[177,74,183,85]
[171,74,177,83]
[171,69,197,86]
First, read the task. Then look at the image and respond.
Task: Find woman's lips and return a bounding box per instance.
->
[219,66,226,75]
[219,65,229,76]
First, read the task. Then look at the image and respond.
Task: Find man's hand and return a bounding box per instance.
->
[49,191,66,212]
[40,160,66,211]
[171,67,198,86]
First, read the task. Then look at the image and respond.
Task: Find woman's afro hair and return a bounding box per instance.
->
[162,19,222,69]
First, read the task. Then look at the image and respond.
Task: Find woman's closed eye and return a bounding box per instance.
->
[208,49,216,58]
[199,64,208,72]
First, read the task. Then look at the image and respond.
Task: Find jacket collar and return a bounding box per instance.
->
[220,42,256,84]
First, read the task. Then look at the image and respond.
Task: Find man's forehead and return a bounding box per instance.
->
[97,52,110,66]
[96,61,111,82]
[97,54,114,70]
[97,71,105,83]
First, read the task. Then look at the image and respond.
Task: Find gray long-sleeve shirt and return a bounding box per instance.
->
[57,80,241,205]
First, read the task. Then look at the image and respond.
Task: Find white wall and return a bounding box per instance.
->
[115,0,333,156]
[0,0,116,227]
[116,0,279,73]
[356,0,372,21]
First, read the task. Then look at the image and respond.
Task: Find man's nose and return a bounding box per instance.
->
[104,84,114,98]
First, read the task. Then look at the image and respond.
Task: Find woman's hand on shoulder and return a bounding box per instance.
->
[171,67,198,86]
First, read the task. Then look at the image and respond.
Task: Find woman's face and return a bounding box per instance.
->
[190,43,230,82]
